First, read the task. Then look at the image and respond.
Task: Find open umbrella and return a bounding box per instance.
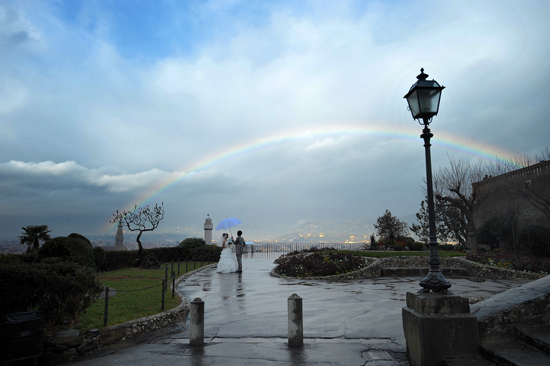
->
[216,217,242,230]
[215,217,242,237]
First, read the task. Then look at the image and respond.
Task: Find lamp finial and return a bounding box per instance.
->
[417,68,428,81]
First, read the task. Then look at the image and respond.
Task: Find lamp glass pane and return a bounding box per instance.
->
[406,90,420,118]
[417,89,440,115]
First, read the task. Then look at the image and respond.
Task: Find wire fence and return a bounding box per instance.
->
[101,256,212,326]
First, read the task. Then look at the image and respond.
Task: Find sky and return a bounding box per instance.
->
[1,0,549,241]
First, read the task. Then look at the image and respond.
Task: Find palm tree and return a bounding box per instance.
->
[19,225,52,252]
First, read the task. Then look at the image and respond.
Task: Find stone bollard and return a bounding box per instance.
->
[288,293,303,347]
[190,297,205,346]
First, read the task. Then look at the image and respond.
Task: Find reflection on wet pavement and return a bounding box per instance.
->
[177,254,532,348]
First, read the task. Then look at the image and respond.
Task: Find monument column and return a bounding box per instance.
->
[204,214,213,244]
[115,220,124,250]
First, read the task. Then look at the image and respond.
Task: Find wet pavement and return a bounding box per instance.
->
[70,254,533,366]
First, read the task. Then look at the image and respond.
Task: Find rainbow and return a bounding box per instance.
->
[101,122,519,233]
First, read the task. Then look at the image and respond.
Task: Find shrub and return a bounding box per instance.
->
[518,225,550,257]
[0,254,23,264]
[39,236,95,268]
[393,241,407,251]
[439,244,455,251]
[369,235,377,250]
[0,262,101,324]
[408,241,425,251]
[476,218,503,250]
[275,252,367,277]
[68,233,93,248]
[93,246,106,270]
[178,237,207,259]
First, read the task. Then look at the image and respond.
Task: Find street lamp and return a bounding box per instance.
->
[404,68,452,294]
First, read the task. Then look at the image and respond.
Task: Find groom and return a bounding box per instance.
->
[233,230,246,273]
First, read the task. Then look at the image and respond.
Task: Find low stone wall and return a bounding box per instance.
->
[44,264,218,363]
[271,256,546,281]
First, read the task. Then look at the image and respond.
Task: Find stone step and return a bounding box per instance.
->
[380,267,469,277]
[515,324,550,354]
[481,340,550,366]
[442,354,497,366]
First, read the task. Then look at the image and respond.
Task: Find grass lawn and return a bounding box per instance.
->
[77,261,213,331]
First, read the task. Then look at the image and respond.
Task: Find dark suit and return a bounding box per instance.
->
[234,235,246,272]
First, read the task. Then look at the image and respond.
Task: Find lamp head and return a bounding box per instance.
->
[404,68,445,124]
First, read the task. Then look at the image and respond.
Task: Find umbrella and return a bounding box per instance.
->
[215,218,242,235]
[216,217,242,238]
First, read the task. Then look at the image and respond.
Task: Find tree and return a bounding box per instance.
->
[374,210,409,242]
[410,199,466,245]
[432,157,511,254]
[111,203,165,264]
[18,225,52,253]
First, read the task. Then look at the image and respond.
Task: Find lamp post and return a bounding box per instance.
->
[404,68,452,294]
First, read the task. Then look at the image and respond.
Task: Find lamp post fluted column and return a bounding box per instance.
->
[419,122,452,294]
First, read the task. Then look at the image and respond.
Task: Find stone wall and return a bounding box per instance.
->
[271,256,545,281]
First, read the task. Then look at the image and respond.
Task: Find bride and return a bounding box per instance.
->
[216,233,239,273]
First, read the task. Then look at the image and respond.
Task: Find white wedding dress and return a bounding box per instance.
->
[217,243,239,273]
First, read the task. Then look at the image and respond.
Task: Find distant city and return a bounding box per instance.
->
[1,216,419,255]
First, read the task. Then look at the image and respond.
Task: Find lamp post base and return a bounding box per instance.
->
[419,271,453,295]
[403,292,479,366]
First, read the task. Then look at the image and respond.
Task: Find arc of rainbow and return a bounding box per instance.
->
[101,122,519,233]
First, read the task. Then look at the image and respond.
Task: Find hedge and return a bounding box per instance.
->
[97,242,222,272]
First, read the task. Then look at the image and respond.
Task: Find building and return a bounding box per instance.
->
[472,160,550,230]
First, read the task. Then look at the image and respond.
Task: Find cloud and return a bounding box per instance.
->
[0,160,178,193]
[0,0,548,239]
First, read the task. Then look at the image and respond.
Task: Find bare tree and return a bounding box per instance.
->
[432,157,511,254]
[111,203,165,263]
[535,147,550,163]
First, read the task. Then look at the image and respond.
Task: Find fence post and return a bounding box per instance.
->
[186,257,189,272]
[288,293,303,347]
[190,298,205,346]
[178,257,180,276]
[165,264,168,290]
[161,279,165,310]
[104,286,109,326]
[172,270,175,298]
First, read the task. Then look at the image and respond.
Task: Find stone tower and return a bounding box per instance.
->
[114,220,125,250]
[204,214,213,244]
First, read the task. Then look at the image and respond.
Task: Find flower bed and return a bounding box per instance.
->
[466,251,550,275]
[274,251,372,278]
